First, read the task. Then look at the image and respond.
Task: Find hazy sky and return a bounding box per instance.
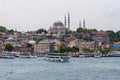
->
[0,0,120,31]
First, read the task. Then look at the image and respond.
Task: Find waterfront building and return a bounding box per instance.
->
[79,41,95,53]
[52,40,64,51]
[96,30,110,44]
[34,40,55,53]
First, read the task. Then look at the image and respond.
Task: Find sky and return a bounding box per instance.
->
[0,0,120,32]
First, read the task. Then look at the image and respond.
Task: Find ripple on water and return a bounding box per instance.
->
[0,57,120,80]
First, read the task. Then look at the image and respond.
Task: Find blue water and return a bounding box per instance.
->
[0,57,120,80]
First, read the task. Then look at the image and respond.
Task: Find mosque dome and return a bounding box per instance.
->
[53,21,65,28]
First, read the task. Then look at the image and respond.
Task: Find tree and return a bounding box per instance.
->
[0,26,8,32]
[83,36,92,41]
[71,46,79,52]
[5,43,14,51]
[106,30,116,42]
[8,29,14,33]
[36,36,45,44]
[116,31,120,41]
[82,48,93,53]
[100,48,111,55]
[58,46,66,53]
[36,28,47,34]
[76,27,84,33]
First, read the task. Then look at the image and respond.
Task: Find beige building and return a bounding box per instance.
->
[34,41,54,53]
[48,21,68,34]
[79,41,95,53]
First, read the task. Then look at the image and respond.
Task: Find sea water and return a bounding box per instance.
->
[0,57,120,80]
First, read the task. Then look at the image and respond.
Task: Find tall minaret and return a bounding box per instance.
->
[68,13,70,31]
[64,15,66,27]
[83,19,85,29]
[14,29,18,46]
[79,21,81,28]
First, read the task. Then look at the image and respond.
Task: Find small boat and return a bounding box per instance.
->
[72,53,79,58]
[94,54,102,58]
[0,52,15,59]
[79,54,85,58]
[44,53,70,62]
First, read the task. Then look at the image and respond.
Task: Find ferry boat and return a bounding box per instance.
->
[0,52,15,59]
[44,53,70,62]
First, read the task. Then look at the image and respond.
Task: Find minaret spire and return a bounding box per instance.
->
[79,21,81,28]
[83,19,85,29]
[64,15,66,27]
[68,13,70,31]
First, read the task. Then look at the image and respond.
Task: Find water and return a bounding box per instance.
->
[0,57,120,80]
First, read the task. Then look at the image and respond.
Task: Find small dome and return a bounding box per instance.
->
[28,40,36,44]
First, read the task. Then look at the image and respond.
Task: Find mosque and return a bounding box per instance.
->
[48,13,86,34]
[48,13,70,34]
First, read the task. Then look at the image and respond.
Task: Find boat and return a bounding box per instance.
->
[44,53,70,62]
[80,53,94,57]
[0,52,15,59]
[94,54,102,58]
[108,51,120,57]
[79,54,85,58]
[72,53,79,58]
[18,54,37,58]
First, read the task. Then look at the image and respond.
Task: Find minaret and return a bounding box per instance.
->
[79,21,81,28]
[14,29,18,46]
[64,15,66,27]
[68,13,70,31]
[83,19,85,29]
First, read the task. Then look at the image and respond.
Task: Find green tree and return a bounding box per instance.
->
[0,26,8,32]
[8,29,14,33]
[83,36,92,41]
[82,48,93,53]
[58,46,66,53]
[76,27,84,33]
[71,46,79,52]
[116,31,120,41]
[5,43,14,51]
[106,30,116,42]
[100,48,111,55]
[36,28,47,34]
[36,36,45,44]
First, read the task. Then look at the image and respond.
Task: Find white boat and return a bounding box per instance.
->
[0,52,15,59]
[44,53,70,62]
[79,54,85,58]
[18,54,37,58]
[108,51,120,57]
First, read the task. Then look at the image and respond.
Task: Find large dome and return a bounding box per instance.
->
[53,21,64,27]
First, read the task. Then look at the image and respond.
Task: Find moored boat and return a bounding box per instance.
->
[44,53,70,62]
[108,51,120,57]
[0,52,15,59]
[18,54,37,58]
[94,54,102,58]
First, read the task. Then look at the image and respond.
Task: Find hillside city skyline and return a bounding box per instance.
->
[0,0,120,32]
